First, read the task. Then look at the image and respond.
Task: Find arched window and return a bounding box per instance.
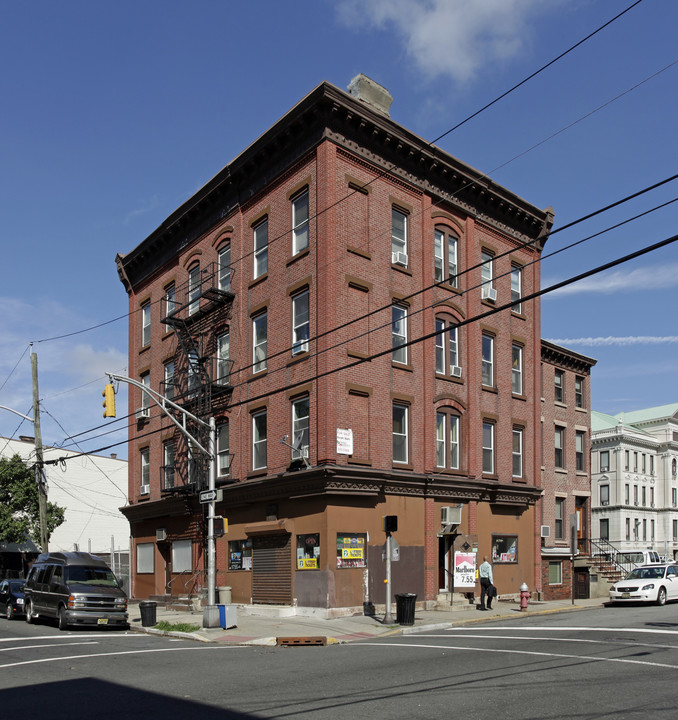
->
[436,408,461,470]
[435,316,461,378]
[434,226,459,287]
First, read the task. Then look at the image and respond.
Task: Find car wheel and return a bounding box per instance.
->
[58,606,69,631]
[657,587,667,606]
[6,602,14,620]
[25,600,35,624]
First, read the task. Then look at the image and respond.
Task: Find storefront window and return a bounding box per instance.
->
[228,539,252,570]
[336,533,367,568]
[296,533,320,570]
[492,535,517,563]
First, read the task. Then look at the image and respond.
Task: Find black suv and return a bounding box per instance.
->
[23,552,128,630]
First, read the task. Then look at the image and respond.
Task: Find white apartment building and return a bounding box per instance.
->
[591,404,678,560]
[0,436,129,558]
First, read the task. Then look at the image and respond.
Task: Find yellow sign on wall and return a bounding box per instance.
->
[297,558,318,570]
[341,548,364,560]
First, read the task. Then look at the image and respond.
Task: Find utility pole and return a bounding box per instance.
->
[31,346,49,552]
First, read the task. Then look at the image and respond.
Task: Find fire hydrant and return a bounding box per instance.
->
[520,582,531,611]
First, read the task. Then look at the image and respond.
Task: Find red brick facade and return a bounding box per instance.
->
[117,78,554,612]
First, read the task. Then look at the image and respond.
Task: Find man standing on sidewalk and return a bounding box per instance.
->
[478,556,493,611]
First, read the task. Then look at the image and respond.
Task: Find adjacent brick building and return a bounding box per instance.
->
[116,75,554,614]
[539,341,597,600]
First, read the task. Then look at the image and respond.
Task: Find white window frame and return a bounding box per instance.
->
[512,427,523,478]
[141,302,151,346]
[188,263,201,316]
[292,290,310,355]
[217,422,230,477]
[435,318,460,376]
[164,360,175,400]
[140,448,150,493]
[141,372,151,411]
[292,190,309,255]
[481,334,494,387]
[217,332,230,383]
[481,251,494,295]
[252,410,267,471]
[393,403,409,464]
[136,543,154,574]
[512,344,523,395]
[391,208,408,264]
[436,411,460,470]
[554,369,564,403]
[164,283,176,327]
[291,396,310,460]
[253,218,268,279]
[482,422,494,475]
[392,304,408,364]
[218,244,231,292]
[576,431,585,471]
[511,265,522,313]
[187,350,200,398]
[434,228,458,287]
[252,312,267,373]
[163,440,175,489]
[555,426,565,468]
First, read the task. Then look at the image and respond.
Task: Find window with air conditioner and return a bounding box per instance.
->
[292,290,310,355]
[391,208,408,265]
[291,396,310,462]
[441,505,462,525]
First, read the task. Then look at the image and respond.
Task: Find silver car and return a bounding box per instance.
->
[609,564,678,606]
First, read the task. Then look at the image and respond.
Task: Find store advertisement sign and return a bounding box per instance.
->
[454,552,476,588]
[337,428,354,455]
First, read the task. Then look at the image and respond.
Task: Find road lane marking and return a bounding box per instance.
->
[0,642,98,653]
[0,645,245,669]
[416,633,678,650]
[0,634,143,643]
[366,642,678,670]
[448,626,678,636]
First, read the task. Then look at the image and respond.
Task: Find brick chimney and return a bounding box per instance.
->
[347,74,393,117]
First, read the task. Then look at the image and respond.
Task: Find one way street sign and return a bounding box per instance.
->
[199,489,223,504]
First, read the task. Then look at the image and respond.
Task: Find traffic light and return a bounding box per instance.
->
[214,516,227,538]
[382,515,398,533]
[102,384,116,418]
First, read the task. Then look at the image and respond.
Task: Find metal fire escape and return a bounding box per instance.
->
[160,261,235,494]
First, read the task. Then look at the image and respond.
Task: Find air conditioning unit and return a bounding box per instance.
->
[541,525,551,538]
[140,484,149,495]
[156,528,167,542]
[392,251,408,267]
[293,340,309,354]
[136,407,151,421]
[634,502,639,506]
[481,286,497,302]
[451,365,462,378]
[601,501,609,506]
[441,504,462,526]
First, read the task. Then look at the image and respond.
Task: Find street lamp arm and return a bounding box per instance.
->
[106,372,213,459]
[0,405,34,423]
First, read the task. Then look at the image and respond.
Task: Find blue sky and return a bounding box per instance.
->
[1,0,677,459]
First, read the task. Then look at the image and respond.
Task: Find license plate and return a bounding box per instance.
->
[97,618,108,625]
[622,593,630,599]
[17,599,23,605]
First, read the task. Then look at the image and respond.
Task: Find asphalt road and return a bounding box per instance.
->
[2,604,678,719]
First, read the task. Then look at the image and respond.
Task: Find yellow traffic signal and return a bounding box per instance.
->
[102,384,116,418]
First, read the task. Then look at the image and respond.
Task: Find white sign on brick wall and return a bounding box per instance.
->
[337,428,353,455]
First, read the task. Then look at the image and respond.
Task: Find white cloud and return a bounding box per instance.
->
[546,336,678,347]
[336,0,551,84]
[543,262,678,297]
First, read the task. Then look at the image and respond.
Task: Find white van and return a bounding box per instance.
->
[616,550,661,568]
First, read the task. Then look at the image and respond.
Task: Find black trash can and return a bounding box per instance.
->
[395,593,417,626]
[139,600,157,627]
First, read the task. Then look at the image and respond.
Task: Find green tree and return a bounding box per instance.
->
[0,454,65,546]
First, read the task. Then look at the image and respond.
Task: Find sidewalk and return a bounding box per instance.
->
[127,596,606,646]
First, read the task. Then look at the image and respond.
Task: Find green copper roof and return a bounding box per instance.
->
[613,403,678,425]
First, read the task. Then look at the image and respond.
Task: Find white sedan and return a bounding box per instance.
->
[609,564,678,606]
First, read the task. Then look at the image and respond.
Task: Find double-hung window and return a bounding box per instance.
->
[140,449,150,494]
[164,284,176,329]
[163,441,175,490]
[576,431,585,471]
[292,190,309,255]
[555,497,565,539]
[481,333,494,387]
[217,422,230,477]
[435,318,460,377]
[481,251,495,300]
[253,218,268,279]
[292,290,310,355]
[575,376,584,408]
[555,426,565,468]
[393,403,409,464]
[554,370,564,403]
[141,302,151,346]
[391,208,408,266]
[218,244,231,293]
[140,372,151,413]
[252,410,267,471]
[392,304,408,364]
[291,396,310,460]
[482,422,494,475]
[187,350,200,398]
[188,263,201,315]
[252,312,267,373]
[436,411,460,470]
[163,360,175,400]
[512,427,523,478]
[216,332,230,383]
[434,227,458,286]
[511,265,522,313]
[512,344,523,395]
